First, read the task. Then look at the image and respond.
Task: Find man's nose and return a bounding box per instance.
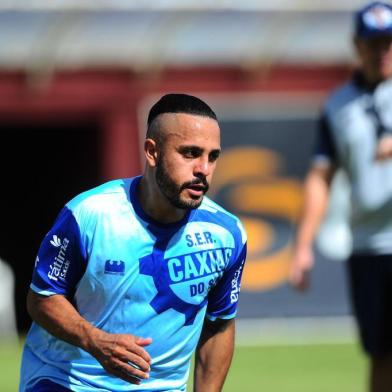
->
[194,157,211,177]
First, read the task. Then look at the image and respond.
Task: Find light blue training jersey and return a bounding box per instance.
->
[20,177,247,392]
[314,74,392,254]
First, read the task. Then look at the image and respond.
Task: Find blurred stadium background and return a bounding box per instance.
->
[0,0,372,390]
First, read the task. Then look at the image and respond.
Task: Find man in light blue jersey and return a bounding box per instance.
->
[290,2,392,392]
[19,93,247,392]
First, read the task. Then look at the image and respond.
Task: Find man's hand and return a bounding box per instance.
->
[288,165,333,291]
[27,290,153,385]
[376,134,392,161]
[289,246,314,291]
[87,329,152,384]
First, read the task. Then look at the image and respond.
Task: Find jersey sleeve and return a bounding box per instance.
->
[30,206,87,297]
[312,112,337,166]
[206,242,247,321]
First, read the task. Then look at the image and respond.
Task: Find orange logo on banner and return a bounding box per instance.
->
[209,147,303,291]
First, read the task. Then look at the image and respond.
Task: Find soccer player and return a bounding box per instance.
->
[290,2,392,391]
[19,93,247,392]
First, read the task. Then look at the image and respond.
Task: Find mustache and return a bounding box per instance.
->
[181,178,209,192]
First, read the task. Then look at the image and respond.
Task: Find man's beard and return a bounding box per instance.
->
[155,158,209,210]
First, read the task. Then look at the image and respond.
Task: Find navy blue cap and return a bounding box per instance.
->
[355,2,392,37]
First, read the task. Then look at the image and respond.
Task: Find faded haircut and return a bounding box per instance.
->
[146,93,218,143]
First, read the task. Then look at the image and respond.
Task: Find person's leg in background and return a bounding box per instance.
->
[347,254,392,392]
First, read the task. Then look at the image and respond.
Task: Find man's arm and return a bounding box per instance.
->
[289,164,335,290]
[193,318,235,392]
[376,134,392,161]
[26,290,152,384]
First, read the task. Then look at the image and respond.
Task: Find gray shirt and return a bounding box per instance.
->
[314,74,392,255]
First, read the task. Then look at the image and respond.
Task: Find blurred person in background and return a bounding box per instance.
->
[290,2,392,391]
[0,258,17,340]
[19,93,247,392]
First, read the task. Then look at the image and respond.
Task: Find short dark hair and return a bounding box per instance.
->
[147,93,217,128]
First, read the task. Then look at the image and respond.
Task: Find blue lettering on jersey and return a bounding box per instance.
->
[167,248,229,281]
[185,231,214,247]
[139,236,233,326]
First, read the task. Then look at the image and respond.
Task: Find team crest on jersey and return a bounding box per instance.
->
[104,260,125,275]
[140,223,235,325]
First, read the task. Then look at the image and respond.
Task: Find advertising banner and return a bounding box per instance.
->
[209,95,351,319]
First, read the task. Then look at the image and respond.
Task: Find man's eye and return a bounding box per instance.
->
[182,148,200,158]
[209,151,220,162]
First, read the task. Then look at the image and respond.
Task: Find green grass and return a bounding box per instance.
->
[189,343,367,392]
[0,339,23,392]
[2,340,367,392]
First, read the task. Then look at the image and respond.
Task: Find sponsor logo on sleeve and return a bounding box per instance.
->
[50,235,62,247]
[230,258,245,304]
[47,235,70,281]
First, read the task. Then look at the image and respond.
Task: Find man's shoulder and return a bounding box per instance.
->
[66,177,134,214]
[324,79,359,114]
[199,196,239,221]
[198,197,247,242]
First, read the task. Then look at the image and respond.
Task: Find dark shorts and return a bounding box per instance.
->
[347,254,392,357]
[26,379,72,392]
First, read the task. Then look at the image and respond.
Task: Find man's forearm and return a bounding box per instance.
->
[289,165,334,289]
[26,289,152,384]
[194,319,235,392]
[295,166,333,249]
[27,289,97,351]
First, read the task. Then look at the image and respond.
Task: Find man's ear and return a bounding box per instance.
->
[145,138,159,167]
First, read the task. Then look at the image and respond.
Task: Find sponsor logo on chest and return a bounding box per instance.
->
[167,247,232,282]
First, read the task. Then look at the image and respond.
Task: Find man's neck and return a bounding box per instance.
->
[354,69,391,91]
[137,176,186,224]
